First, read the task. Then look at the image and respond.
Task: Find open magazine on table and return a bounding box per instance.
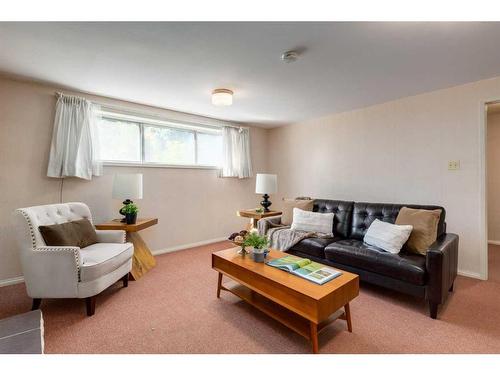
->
[266,255,342,285]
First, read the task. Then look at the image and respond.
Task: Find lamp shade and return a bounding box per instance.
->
[255,174,277,194]
[112,173,143,199]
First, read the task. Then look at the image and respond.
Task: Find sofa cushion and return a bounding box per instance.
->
[289,237,340,259]
[351,202,446,241]
[281,198,314,226]
[291,208,334,235]
[79,242,133,282]
[324,239,427,285]
[313,199,354,238]
[363,219,413,254]
[395,207,442,255]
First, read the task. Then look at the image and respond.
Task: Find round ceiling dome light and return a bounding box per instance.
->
[212,89,233,106]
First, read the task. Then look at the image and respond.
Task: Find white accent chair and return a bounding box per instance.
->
[14,202,133,316]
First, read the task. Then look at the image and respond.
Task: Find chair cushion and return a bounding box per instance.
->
[79,243,133,282]
[324,239,427,285]
[289,237,340,259]
[39,219,98,248]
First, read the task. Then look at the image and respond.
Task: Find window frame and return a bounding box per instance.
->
[98,111,223,170]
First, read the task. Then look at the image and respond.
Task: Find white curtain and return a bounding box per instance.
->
[220,126,253,178]
[47,94,102,180]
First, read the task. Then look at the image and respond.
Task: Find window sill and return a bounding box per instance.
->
[102,161,221,170]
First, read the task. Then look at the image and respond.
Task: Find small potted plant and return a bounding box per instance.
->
[122,203,139,224]
[243,232,269,262]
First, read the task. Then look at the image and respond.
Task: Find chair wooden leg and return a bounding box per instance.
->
[86,296,96,316]
[31,298,42,311]
[122,273,129,288]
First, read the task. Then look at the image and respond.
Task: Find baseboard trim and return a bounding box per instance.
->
[152,237,229,256]
[0,276,24,288]
[488,240,500,246]
[458,270,484,280]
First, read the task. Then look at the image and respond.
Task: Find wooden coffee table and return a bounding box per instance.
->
[212,247,359,353]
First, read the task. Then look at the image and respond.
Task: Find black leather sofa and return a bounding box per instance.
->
[260,199,459,319]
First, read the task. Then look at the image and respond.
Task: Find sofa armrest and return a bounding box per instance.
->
[257,216,283,236]
[95,230,126,244]
[22,246,81,298]
[426,233,459,306]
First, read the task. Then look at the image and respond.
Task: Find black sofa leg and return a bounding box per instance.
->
[31,298,42,310]
[86,296,96,316]
[122,273,129,288]
[449,282,454,292]
[429,302,439,319]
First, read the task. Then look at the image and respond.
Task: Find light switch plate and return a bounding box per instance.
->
[448,160,460,170]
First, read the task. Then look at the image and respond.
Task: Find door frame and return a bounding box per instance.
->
[480,99,500,281]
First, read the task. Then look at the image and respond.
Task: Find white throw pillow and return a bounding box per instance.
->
[290,208,334,235]
[363,219,413,254]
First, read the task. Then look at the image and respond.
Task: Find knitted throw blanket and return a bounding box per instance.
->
[267,226,316,252]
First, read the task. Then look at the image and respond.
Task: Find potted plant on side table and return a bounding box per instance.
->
[243,232,269,262]
[122,203,139,224]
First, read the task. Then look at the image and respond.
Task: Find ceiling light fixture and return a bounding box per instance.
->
[212,89,233,106]
[281,50,299,63]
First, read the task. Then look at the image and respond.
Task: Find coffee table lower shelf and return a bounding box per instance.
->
[218,278,347,352]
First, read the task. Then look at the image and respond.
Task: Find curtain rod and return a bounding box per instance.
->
[54,91,248,130]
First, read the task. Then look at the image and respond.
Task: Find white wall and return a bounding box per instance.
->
[268,76,500,280]
[3,72,500,282]
[487,112,500,243]
[0,75,268,282]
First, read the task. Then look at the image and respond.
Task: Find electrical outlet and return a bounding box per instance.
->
[448,160,460,170]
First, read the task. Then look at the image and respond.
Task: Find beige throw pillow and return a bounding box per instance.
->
[291,208,334,236]
[281,198,314,226]
[395,207,442,255]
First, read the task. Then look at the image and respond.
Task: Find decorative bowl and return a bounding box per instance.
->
[231,240,249,255]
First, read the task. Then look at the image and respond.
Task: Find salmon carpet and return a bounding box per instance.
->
[1,241,500,354]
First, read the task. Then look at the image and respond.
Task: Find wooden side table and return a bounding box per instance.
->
[95,218,158,281]
[237,209,282,230]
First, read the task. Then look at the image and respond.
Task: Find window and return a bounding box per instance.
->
[98,118,141,162]
[97,111,223,167]
[197,132,223,166]
[144,125,195,165]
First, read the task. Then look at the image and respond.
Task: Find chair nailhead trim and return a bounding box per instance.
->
[17,209,37,249]
[17,207,81,281]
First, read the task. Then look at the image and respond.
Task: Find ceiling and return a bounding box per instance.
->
[2,22,500,128]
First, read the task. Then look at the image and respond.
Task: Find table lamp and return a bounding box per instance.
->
[255,173,277,212]
[112,173,143,222]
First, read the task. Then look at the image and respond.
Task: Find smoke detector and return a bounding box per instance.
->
[281,50,299,63]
